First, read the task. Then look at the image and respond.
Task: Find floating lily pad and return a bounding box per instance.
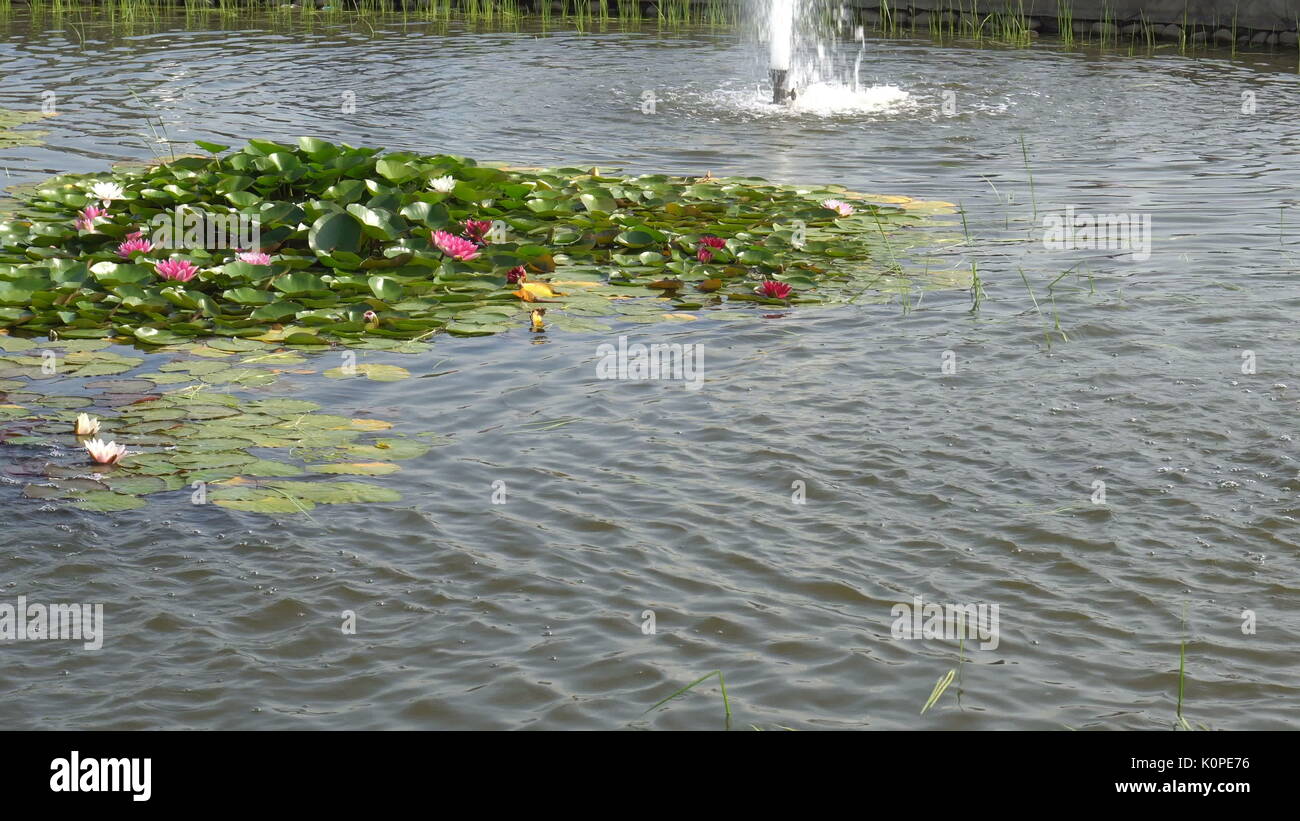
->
[244,399,321,414]
[239,351,307,366]
[2,138,948,516]
[160,360,229,376]
[71,491,147,511]
[36,396,93,409]
[68,360,138,377]
[348,419,393,431]
[0,139,951,349]
[323,364,411,382]
[202,368,279,387]
[265,480,401,504]
[23,483,74,499]
[339,438,430,460]
[214,494,316,514]
[118,407,187,422]
[85,378,158,393]
[206,338,270,352]
[103,475,172,494]
[0,337,38,352]
[235,459,305,477]
[306,462,401,476]
[138,372,200,385]
[170,452,260,470]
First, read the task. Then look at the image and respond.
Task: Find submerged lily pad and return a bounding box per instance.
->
[1,361,427,515]
[0,108,52,150]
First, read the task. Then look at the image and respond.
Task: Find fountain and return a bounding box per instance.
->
[768,0,795,103]
[760,0,910,115]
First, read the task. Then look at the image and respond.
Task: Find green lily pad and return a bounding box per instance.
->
[265,480,401,504]
[306,462,401,476]
[214,494,317,514]
[244,398,322,414]
[322,364,411,382]
[71,491,148,511]
[341,438,430,460]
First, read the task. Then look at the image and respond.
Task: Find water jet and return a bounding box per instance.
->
[768,0,795,103]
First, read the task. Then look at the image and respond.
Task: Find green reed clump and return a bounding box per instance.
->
[1,0,750,29]
[1057,0,1074,45]
[701,0,732,25]
[656,0,691,26]
[871,1,1035,49]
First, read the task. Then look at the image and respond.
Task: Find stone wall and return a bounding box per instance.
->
[874,0,1298,31]
[842,0,1300,47]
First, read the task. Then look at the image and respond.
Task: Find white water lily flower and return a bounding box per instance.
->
[74,413,101,436]
[91,181,125,206]
[429,175,456,193]
[83,438,128,465]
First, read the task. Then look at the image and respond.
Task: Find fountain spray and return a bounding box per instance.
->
[769,0,795,103]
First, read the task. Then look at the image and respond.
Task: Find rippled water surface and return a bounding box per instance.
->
[1,13,1298,729]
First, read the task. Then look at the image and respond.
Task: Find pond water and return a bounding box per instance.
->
[1,12,1298,729]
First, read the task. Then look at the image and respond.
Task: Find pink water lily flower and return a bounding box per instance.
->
[696,235,725,262]
[116,231,154,258]
[155,259,199,282]
[84,438,128,465]
[755,280,793,299]
[236,251,272,265]
[74,205,108,232]
[506,266,527,284]
[432,230,480,261]
[821,198,855,217]
[463,220,493,245]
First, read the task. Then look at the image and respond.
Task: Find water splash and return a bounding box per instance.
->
[787,81,911,115]
[758,0,908,114]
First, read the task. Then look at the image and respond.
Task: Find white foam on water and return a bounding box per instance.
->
[787,82,911,115]
[698,81,916,120]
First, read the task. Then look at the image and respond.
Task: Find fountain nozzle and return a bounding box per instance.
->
[770,69,793,104]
